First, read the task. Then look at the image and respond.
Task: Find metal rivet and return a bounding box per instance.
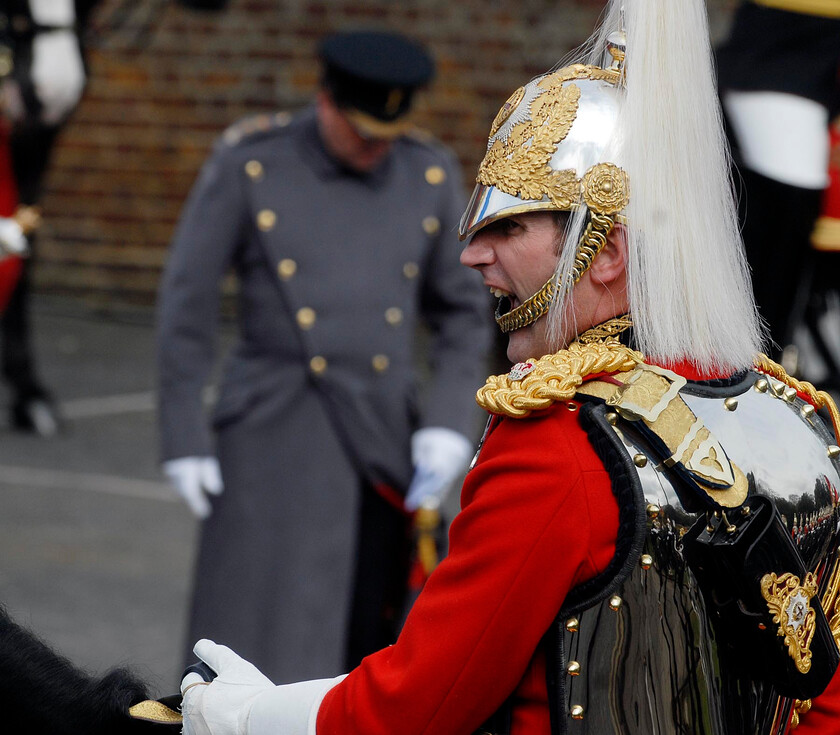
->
[257,209,276,231]
[385,307,403,326]
[403,262,420,279]
[724,397,738,411]
[828,445,840,460]
[640,554,653,570]
[245,160,263,180]
[783,386,797,403]
[606,412,618,426]
[422,215,441,235]
[309,355,327,375]
[296,307,316,330]
[567,660,581,676]
[425,166,446,185]
[633,453,648,468]
[570,705,585,720]
[609,595,623,611]
[565,617,579,633]
[372,354,390,373]
[770,381,785,398]
[801,404,816,419]
[754,378,769,393]
[646,503,660,519]
[567,402,578,412]
[277,259,297,280]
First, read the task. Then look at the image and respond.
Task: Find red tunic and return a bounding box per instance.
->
[318,400,619,735]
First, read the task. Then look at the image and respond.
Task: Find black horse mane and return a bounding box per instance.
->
[0,605,161,734]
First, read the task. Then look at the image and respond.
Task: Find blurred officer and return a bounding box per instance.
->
[157,30,492,682]
[0,0,91,435]
[718,0,840,367]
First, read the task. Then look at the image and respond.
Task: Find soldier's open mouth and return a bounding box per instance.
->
[491,287,515,319]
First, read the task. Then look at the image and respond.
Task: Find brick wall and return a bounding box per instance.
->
[34,0,736,307]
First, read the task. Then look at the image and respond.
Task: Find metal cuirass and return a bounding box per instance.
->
[553,369,840,735]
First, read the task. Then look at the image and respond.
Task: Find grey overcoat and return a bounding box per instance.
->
[156,107,492,682]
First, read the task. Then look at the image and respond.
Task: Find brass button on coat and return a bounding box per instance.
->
[296,307,316,330]
[385,307,403,326]
[425,165,446,185]
[277,259,297,280]
[372,354,390,373]
[403,262,419,279]
[257,209,276,231]
[309,356,327,374]
[245,160,264,180]
[422,216,441,235]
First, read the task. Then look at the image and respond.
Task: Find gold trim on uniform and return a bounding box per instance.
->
[422,216,441,235]
[257,209,276,231]
[752,0,840,19]
[277,259,297,280]
[760,571,819,674]
[425,166,446,185]
[296,307,316,330]
[385,307,404,326]
[245,160,264,180]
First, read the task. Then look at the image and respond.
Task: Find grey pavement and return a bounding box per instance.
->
[0,297,205,697]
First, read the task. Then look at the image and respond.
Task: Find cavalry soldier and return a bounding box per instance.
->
[177,0,840,733]
[157,30,492,682]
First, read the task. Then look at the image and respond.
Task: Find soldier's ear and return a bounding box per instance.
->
[589,223,628,286]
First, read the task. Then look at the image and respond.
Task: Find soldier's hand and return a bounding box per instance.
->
[163,456,223,519]
[181,639,273,735]
[405,427,473,511]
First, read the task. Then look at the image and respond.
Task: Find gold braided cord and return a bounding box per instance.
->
[754,353,840,445]
[476,339,643,417]
[570,212,616,284]
[496,278,555,333]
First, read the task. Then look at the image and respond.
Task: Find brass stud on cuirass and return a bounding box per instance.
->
[570,705,585,720]
[754,378,769,393]
[633,453,648,468]
[567,661,581,676]
[565,617,579,633]
[640,554,653,570]
[608,595,622,611]
[724,397,738,411]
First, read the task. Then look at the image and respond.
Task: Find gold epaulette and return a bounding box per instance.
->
[475,340,643,418]
[222,111,294,147]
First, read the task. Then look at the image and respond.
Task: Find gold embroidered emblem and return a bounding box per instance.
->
[582,163,630,215]
[476,65,624,212]
[761,571,819,674]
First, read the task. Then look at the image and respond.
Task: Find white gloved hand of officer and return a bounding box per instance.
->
[163,456,223,519]
[404,427,473,511]
[30,29,86,125]
[181,639,345,735]
[0,218,27,256]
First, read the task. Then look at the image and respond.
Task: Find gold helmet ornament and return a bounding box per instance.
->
[460,36,629,333]
[460,0,764,374]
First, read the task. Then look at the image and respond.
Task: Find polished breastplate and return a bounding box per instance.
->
[554,370,840,735]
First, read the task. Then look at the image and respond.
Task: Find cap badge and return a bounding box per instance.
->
[508,361,535,381]
[385,88,404,116]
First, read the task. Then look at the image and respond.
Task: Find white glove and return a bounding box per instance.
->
[404,427,473,511]
[181,639,345,735]
[181,639,274,735]
[30,30,86,125]
[163,456,223,519]
[0,218,27,256]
